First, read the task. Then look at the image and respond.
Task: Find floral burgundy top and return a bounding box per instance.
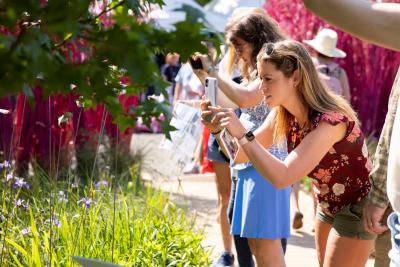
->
[287,111,372,216]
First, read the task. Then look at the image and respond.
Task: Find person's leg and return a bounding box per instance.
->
[213,161,233,253]
[247,238,285,267]
[374,206,392,267]
[291,181,303,229]
[314,218,333,266]
[281,238,287,255]
[374,230,391,267]
[323,232,373,267]
[233,235,254,267]
[227,171,254,267]
[373,206,394,267]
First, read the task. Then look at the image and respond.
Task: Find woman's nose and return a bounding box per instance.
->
[259,80,267,91]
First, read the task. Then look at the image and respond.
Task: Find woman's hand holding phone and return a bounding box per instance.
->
[200,99,221,133]
[209,106,247,139]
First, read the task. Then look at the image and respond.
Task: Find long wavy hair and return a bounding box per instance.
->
[224,12,287,81]
[257,40,359,145]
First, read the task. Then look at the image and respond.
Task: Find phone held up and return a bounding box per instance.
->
[204,77,217,122]
[189,57,203,70]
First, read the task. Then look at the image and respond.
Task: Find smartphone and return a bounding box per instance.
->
[204,77,217,122]
[189,57,203,70]
[205,77,217,106]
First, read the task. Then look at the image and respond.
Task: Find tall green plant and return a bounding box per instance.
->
[1,169,210,266]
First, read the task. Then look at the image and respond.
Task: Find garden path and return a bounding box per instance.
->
[131,133,375,267]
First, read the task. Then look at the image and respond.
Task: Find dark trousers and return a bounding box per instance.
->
[228,172,287,267]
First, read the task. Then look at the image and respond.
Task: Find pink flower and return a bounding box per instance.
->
[340,154,349,162]
[346,126,361,143]
[322,112,344,123]
[313,169,332,183]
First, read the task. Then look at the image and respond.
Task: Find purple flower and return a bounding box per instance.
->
[95,180,108,190]
[45,218,61,228]
[77,197,93,209]
[53,219,61,228]
[85,198,92,209]
[14,198,29,210]
[21,227,31,236]
[6,173,13,182]
[13,177,29,189]
[0,160,11,169]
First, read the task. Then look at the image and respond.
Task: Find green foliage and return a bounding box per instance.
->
[194,0,213,6]
[0,165,211,266]
[0,0,220,134]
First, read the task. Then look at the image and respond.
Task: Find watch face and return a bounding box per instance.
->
[245,131,255,141]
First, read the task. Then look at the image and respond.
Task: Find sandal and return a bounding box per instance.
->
[292,211,304,229]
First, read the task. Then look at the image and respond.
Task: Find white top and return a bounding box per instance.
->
[175,64,203,100]
[388,68,400,214]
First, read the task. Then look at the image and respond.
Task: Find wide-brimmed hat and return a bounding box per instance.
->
[303,28,346,58]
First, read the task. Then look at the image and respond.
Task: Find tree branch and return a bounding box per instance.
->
[78,0,126,24]
[94,0,125,20]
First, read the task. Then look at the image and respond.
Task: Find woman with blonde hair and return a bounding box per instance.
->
[195,11,291,267]
[203,40,375,267]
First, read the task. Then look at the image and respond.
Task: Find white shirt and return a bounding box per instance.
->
[388,69,400,214]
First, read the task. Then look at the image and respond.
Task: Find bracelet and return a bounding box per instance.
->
[207,64,219,74]
[211,129,222,135]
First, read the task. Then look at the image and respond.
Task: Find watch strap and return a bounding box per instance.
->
[238,131,255,145]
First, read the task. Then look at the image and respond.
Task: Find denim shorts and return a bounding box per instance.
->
[388,212,400,266]
[317,197,376,240]
[206,133,229,163]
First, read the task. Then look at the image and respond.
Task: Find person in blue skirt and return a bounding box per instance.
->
[193,10,291,266]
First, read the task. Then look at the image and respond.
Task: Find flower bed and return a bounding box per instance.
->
[0,161,210,266]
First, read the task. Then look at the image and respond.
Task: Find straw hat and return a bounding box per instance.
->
[303,28,346,58]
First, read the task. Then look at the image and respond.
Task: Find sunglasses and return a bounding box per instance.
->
[264,42,299,69]
[265,43,275,56]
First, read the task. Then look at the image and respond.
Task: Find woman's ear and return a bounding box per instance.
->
[292,69,301,87]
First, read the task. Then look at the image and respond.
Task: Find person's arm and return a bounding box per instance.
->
[211,72,264,108]
[213,107,347,189]
[239,121,346,189]
[216,89,239,109]
[192,54,264,108]
[339,68,351,102]
[229,109,276,164]
[303,0,400,51]
[173,83,182,102]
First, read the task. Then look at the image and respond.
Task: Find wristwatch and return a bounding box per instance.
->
[238,131,255,145]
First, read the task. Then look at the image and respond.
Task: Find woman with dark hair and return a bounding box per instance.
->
[194,11,291,267]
